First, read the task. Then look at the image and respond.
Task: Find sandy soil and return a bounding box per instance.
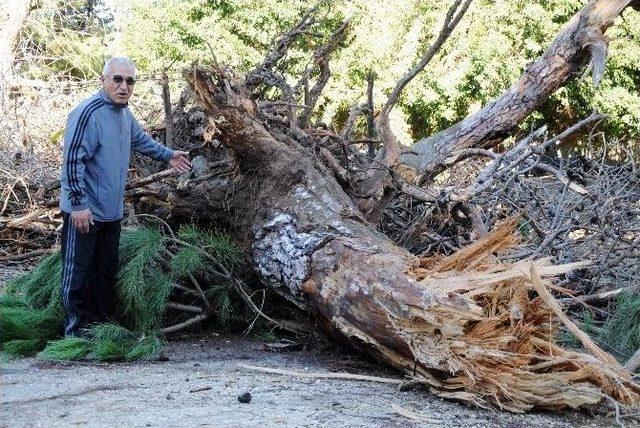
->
[0,333,616,428]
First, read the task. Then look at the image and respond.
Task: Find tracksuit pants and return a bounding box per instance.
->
[60,212,121,337]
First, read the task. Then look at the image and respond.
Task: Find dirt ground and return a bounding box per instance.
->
[0,332,619,428]
[0,263,624,427]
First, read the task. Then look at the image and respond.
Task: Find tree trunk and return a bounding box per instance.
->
[163,66,640,412]
[401,0,634,182]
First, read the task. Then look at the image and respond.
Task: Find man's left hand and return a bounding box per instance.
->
[169,151,191,174]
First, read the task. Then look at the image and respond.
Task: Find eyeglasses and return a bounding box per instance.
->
[112,75,136,86]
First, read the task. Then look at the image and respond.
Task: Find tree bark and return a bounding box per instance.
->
[161,72,173,148]
[166,65,640,412]
[401,0,635,182]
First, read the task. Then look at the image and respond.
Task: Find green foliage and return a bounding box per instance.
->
[170,246,204,277]
[91,323,137,343]
[178,225,243,269]
[558,292,640,365]
[598,292,640,361]
[2,339,44,358]
[203,230,244,268]
[168,222,244,335]
[16,0,112,79]
[0,227,170,360]
[72,323,164,361]
[39,337,91,361]
[1,225,244,361]
[5,252,64,313]
[117,227,170,332]
[14,0,640,146]
[88,323,137,360]
[91,339,131,361]
[0,294,29,309]
[17,1,640,145]
[0,252,66,356]
[118,226,165,261]
[125,334,165,361]
[123,0,640,145]
[207,285,257,330]
[176,224,200,244]
[213,287,234,326]
[251,323,278,343]
[38,325,164,362]
[0,306,62,343]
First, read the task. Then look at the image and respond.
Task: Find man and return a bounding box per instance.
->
[59,56,191,337]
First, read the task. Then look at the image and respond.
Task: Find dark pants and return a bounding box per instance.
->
[60,212,121,337]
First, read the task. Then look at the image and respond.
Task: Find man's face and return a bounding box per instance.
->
[101,63,136,105]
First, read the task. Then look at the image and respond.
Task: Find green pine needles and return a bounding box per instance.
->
[38,336,91,361]
[558,291,640,368]
[598,291,640,361]
[0,252,64,356]
[0,223,242,362]
[177,225,243,269]
[36,324,165,362]
[117,227,170,332]
[170,246,204,277]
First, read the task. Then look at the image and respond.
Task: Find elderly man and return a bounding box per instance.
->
[59,56,190,337]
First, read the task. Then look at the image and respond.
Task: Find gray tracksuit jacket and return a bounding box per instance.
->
[59,89,174,221]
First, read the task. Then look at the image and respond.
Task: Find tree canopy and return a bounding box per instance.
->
[14,0,640,148]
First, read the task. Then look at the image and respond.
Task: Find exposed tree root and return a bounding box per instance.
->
[177,65,640,412]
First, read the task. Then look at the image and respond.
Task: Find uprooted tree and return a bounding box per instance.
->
[2,0,640,413]
[133,0,640,412]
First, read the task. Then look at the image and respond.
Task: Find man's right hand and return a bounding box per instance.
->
[71,208,94,233]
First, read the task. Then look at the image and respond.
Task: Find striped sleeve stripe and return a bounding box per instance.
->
[61,219,77,335]
[67,98,102,201]
[67,98,103,205]
[67,98,103,202]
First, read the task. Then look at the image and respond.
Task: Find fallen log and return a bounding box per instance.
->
[161,65,640,412]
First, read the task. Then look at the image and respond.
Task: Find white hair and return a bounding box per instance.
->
[102,56,137,76]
